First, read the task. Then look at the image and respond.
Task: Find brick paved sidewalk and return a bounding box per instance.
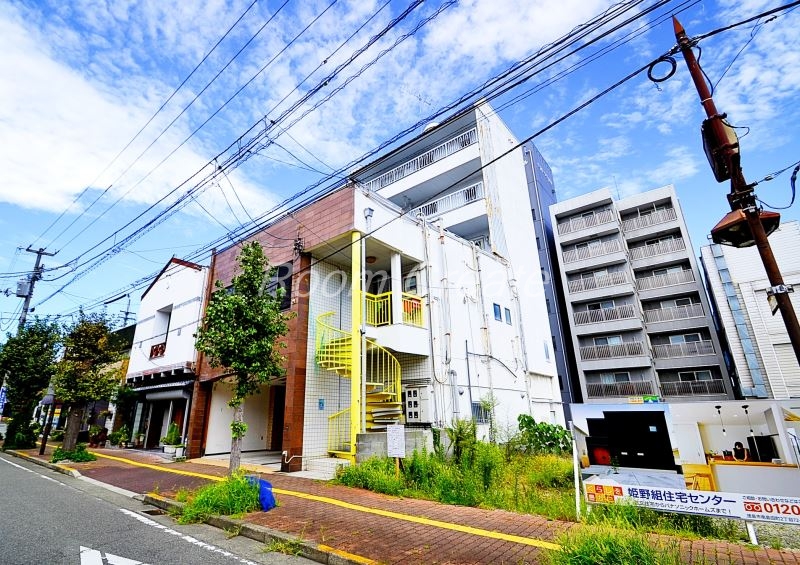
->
[10,447,800,565]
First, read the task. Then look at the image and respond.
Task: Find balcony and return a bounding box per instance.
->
[586,381,654,398]
[568,271,628,294]
[580,341,645,360]
[636,269,695,291]
[563,239,621,264]
[629,237,686,261]
[574,304,636,325]
[364,291,424,328]
[621,207,677,232]
[652,340,715,359]
[364,128,478,192]
[410,182,484,218]
[660,379,726,397]
[557,209,616,235]
[149,342,166,359]
[644,303,704,323]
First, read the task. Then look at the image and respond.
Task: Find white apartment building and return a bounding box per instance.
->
[550,185,734,403]
[701,221,800,399]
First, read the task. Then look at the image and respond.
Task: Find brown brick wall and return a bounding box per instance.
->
[193,185,354,465]
[186,379,211,458]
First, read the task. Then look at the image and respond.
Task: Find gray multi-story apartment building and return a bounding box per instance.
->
[550,185,734,403]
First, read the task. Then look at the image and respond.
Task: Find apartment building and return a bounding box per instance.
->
[700,221,800,399]
[550,185,734,403]
[188,102,563,470]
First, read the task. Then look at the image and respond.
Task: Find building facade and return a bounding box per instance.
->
[189,102,563,470]
[550,185,734,403]
[700,220,800,399]
[125,258,208,450]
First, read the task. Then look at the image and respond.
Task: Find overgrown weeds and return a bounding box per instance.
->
[175,473,260,524]
[547,525,692,565]
[51,443,96,463]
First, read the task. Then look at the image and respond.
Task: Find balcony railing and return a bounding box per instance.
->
[629,237,686,260]
[563,239,621,264]
[364,291,424,328]
[580,341,645,360]
[410,182,484,218]
[635,269,695,291]
[652,340,715,358]
[364,128,478,192]
[621,207,677,232]
[587,381,654,398]
[149,342,166,359]
[660,379,726,396]
[644,303,704,323]
[567,271,628,293]
[574,304,637,325]
[557,209,616,235]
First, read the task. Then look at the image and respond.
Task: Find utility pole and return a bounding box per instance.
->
[17,246,56,331]
[673,17,800,365]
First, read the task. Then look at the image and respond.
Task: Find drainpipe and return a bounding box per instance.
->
[471,245,494,414]
[420,216,442,426]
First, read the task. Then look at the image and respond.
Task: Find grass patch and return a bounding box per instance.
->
[264,537,303,556]
[585,500,718,539]
[51,443,96,463]
[547,525,690,565]
[175,473,260,524]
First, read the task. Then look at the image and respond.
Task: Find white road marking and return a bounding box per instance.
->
[80,546,143,565]
[119,508,261,565]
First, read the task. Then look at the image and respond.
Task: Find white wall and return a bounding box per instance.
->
[127,261,207,376]
[205,381,271,454]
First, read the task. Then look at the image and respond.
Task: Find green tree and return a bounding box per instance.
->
[0,319,61,449]
[54,313,122,451]
[195,242,291,475]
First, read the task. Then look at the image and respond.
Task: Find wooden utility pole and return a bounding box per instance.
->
[673,17,800,366]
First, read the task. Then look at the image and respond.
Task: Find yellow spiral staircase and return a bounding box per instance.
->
[315,311,403,457]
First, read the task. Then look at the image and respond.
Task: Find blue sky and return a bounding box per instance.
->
[0,0,798,332]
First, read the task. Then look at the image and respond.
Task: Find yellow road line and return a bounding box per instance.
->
[317,544,378,564]
[92,451,561,551]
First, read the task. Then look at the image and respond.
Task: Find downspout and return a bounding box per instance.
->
[437,221,456,420]
[471,245,494,415]
[507,266,533,414]
[419,215,442,426]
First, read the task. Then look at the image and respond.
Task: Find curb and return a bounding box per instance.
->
[6,449,82,478]
[143,494,375,565]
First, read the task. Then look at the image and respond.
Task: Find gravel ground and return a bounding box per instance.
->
[712,517,800,550]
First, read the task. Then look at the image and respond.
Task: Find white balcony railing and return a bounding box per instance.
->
[563,239,621,264]
[568,271,628,293]
[557,209,616,235]
[574,304,637,325]
[364,128,478,192]
[580,341,645,360]
[635,269,695,291]
[629,237,686,260]
[621,207,677,232]
[652,340,715,359]
[410,182,484,218]
[587,381,654,398]
[644,303,704,324]
[660,380,726,396]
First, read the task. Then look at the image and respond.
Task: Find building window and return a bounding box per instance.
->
[587,300,614,311]
[267,262,293,310]
[669,333,700,344]
[601,372,630,384]
[472,402,490,424]
[678,370,712,381]
[552,336,557,351]
[594,335,622,346]
[493,303,502,321]
[504,308,512,325]
[544,340,550,360]
[403,275,418,294]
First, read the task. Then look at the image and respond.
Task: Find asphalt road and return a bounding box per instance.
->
[0,453,313,565]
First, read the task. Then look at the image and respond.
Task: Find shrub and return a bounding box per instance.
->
[528,454,574,489]
[548,525,683,565]
[335,457,405,496]
[161,422,181,445]
[50,429,65,442]
[517,414,572,455]
[178,473,260,524]
[51,443,97,463]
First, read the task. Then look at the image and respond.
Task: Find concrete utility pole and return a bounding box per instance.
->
[17,246,56,331]
[673,17,800,366]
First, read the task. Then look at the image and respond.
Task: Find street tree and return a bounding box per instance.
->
[0,319,61,449]
[195,242,291,475]
[53,313,122,451]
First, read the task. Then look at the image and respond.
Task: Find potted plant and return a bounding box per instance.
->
[161,422,181,456]
[117,425,131,448]
[174,444,186,459]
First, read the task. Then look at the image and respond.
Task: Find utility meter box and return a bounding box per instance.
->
[16,279,30,298]
[402,386,432,423]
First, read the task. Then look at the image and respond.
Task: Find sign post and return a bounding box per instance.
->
[386,424,405,478]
